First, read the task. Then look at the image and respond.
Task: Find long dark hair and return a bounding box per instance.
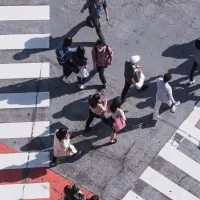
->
[56,128,67,141]
[89,93,101,108]
[110,97,121,113]
[76,45,85,57]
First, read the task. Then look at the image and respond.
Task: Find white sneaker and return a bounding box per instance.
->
[153,114,159,121]
[170,101,180,113]
[189,79,195,85]
[62,77,70,84]
[79,84,85,89]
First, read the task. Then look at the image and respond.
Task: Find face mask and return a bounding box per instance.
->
[97,48,104,52]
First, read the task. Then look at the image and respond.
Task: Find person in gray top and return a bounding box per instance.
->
[153,73,180,120]
[81,0,109,43]
[189,38,200,85]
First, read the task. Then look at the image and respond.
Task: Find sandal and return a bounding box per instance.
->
[108,139,117,145]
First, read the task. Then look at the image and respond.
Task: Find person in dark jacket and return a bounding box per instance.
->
[189,38,200,85]
[72,45,89,89]
[121,55,148,103]
[81,0,109,43]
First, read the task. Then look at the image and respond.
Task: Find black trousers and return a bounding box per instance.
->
[86,16,105,42]
[190,60,199,81]
[52,155,57,163]
[77,76,86,85]
[85,109,108,129]
[97,66,107,85]
[62,63,73,78]
[121,81,132,102]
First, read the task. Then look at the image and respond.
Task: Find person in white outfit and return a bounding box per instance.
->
[52,128,81,166]
[153,73,180,120]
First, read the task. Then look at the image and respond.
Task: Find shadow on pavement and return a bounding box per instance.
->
[13,21,95,61]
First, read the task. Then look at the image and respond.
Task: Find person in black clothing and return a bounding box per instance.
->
[81,0,109,43]
[72,45,89,89]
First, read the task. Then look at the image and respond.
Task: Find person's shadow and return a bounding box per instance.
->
[13,21,95,60]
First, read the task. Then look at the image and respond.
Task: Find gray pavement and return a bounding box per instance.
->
[0,0,200,200]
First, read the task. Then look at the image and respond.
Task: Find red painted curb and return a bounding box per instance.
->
[0,142,96,200]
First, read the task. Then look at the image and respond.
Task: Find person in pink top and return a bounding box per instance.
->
[84,90,108,132]
[107,97,126,144]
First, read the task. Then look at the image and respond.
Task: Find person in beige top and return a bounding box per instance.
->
[84,91,108,132]
[52,128,81,166]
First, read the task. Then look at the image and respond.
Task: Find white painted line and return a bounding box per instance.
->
[0,92,49,109]
[176,110,200,146]
[159,143,200,182]
[0,183,50,199]
[0,121,50,139]
[0,152,50,170]
[140,167,200,200]
[0,34,49,49]
[0,63,50,79]
[0,6,50,21]
[122,190,145,200]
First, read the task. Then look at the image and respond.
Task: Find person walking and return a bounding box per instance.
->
[153,73,180,120]
[189,38,200,85]
[92,39,113,89]
[84,91,108,132]
[121,55,148,103]
[81,0,109,43]
[52,128,81,166]
[107,97,126,144]
[56,36,75,84]
[72,45,89,89]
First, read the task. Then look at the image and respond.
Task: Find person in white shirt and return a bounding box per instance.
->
[153,73,180,120]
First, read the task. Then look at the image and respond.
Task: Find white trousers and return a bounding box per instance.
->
[153,99,172,119]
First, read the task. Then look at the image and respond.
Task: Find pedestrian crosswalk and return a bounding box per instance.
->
[0,2,51,199]
[122,103,200,200]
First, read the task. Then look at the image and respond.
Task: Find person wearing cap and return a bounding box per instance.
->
[189,38,200,85]
[121,55,148,103]
[153,73,180,120]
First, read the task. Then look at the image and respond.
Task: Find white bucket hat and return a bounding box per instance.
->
[130,55,140,64]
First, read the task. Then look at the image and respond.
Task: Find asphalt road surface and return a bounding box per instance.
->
[0,0,200,200]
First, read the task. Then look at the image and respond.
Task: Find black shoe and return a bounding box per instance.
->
[83,127,91,133]
[103,84,107,89]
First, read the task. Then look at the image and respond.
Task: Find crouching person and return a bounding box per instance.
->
[52,128,82,166]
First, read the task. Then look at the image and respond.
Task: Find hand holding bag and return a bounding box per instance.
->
[113,117,126,132]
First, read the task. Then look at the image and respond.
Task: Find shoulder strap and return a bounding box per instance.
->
[106,45,111,57]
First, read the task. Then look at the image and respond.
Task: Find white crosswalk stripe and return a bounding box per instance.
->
[0,183,50,199]
[0,34,50,49]
[0,63,50,79]
[0,6,50,21]
[0,152,50,170]
[0,121,50,138]
[0,92,49,109]
[122,190,145,200]
[0,2,51,199]
[140,167,200,200]
[122,102,200,200]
